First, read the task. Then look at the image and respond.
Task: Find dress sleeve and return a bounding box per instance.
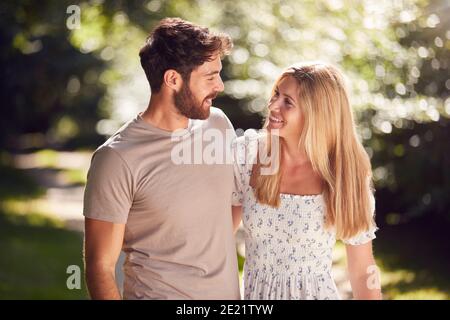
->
[231,137,247,206]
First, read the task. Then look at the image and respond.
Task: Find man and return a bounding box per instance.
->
[83,17,240,300]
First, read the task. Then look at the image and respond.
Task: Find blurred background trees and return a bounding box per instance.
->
[0,0,448,299]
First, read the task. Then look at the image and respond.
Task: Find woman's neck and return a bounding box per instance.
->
[281,137,309,167]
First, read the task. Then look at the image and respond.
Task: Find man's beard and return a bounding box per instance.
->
[174,82,215,120]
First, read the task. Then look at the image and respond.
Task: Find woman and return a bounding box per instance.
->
[231,62,382,300]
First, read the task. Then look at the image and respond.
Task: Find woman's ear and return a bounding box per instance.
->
[163,69,183,91]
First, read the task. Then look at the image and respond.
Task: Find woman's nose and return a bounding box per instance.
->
[268,99,281,112]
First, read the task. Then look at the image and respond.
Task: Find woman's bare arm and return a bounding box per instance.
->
[346,241,382,300]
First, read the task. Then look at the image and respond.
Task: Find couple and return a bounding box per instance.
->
[83,18,381,300]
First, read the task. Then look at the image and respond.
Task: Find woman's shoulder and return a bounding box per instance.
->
[234,129,264,143]
[234,129,269,151]
[233,129,265,165]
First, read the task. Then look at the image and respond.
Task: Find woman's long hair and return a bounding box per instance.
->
[253,62,376,240]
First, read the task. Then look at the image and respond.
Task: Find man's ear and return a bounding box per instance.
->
[163,69,183,91]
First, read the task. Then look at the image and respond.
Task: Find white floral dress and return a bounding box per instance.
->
[232,133,378,300]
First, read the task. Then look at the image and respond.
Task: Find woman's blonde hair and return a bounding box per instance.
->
[253,62,376,240]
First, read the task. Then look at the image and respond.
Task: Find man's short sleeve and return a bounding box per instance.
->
[83,146,133,224]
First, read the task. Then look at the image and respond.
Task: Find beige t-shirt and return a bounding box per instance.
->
[83,107,240,300]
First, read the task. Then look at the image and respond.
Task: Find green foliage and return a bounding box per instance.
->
[370,118,450,224]
[0,0,448,299]
[0,165,44,201]
[0,1,108,150]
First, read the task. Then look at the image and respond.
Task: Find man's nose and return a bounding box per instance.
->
[215,77,225,93]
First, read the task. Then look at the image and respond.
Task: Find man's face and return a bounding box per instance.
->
[174,54,224,120]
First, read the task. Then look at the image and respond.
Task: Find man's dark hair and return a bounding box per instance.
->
[139,18,233,93]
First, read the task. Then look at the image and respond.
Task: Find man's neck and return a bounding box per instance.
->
[141,95,189,132]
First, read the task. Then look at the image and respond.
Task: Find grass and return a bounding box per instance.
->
[34,149,59,168]
[0,211,88,299]
[0,156,90,299]
[373,217,450,300]
[61,168,87,185]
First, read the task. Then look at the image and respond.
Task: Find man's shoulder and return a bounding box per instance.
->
[202,107,234,131]
[209,106,227,117]
[92,117,143,160]
[234,129,264,145]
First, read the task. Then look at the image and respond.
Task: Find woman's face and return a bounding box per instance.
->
[267,75,304,141]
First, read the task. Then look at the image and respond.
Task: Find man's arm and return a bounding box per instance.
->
[84,217,125,300]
